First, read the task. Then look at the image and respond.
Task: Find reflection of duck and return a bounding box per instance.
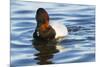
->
[32,38,59,65]
[33,8,68,40]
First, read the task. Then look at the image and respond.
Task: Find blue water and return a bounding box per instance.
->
[11,0,95,66]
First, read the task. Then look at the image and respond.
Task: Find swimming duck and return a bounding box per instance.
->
[33,8,68,40]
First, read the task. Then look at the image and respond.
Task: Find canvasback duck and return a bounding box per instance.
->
[33,8,68,40]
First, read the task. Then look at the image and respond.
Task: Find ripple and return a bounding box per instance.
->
[11,17,35,20]
[14,10,33,14]
[54,56,83,63]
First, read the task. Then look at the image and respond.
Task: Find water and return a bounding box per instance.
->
[11,0,95,66]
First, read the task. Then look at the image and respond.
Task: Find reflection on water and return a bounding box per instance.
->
[32,38,59,65]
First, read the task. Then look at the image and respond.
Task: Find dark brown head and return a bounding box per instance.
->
[36,8,50,32]
[36,8,49,24]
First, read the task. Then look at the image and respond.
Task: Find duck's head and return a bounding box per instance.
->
[36,8,49,28]
[34,8,56,40]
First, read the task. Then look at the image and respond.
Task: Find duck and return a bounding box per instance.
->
[33,8,68,41]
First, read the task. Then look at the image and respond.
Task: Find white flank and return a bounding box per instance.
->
[50,22,68,39]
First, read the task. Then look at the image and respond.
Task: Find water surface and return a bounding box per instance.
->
[11,0,95,66]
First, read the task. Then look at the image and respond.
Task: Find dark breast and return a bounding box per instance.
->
[33,26,56,40]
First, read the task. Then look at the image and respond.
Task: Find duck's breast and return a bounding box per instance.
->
[50,22,68,39]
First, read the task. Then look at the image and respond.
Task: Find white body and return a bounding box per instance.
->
[50,22,68,39]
